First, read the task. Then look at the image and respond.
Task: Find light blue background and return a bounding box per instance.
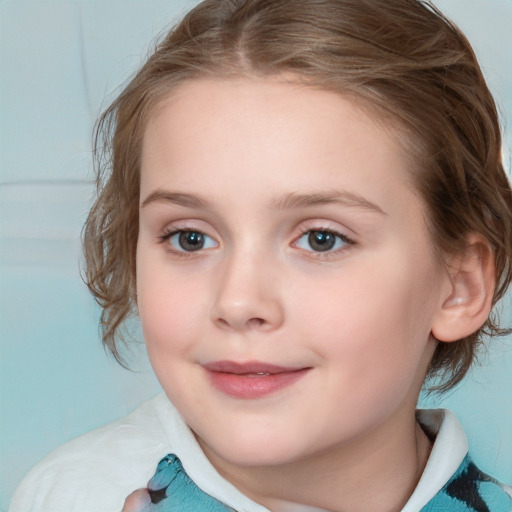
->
[0,1,511,510]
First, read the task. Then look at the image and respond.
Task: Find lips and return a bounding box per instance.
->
[203,360,310,399]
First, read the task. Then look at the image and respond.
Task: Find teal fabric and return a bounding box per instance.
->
[123,455,233,511]
[420,455,512,512]
[125,453,511,511]
[146,455,232,511]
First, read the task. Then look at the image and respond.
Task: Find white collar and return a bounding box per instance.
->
[401,409,468,511]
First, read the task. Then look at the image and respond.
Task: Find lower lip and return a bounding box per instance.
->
[206,369,310,399]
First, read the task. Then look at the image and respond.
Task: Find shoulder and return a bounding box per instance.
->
[9,394,175,512]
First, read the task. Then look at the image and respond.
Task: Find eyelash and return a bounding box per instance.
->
[294,227,356,257]
[157,226,356,258]
[158,228,216,258]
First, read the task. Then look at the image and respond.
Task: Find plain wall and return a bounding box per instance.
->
[1,1,511,510]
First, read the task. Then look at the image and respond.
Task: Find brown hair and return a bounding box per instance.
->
[83,0,512,391]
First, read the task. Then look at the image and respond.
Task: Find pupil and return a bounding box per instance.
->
[308,231,335,252]
[179,231,204,251]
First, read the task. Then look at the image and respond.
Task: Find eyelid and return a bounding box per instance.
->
[157,222,220,256]
[295,219,356,241]
[291,221,357,256]
[157,218,216,239]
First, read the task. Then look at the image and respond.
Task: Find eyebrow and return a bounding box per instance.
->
[141,190,210,209]
[271,191,386,215]
[141,188,386,215]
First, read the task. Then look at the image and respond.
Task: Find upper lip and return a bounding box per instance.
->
[203,360,306,375]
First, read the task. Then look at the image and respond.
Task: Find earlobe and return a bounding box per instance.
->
[431,234,496,343]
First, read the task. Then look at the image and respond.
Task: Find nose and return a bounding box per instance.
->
[211,249,284,333]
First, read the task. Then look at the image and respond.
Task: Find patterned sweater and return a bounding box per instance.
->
[122,453,512,512]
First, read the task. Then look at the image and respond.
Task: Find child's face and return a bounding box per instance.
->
[137,78,449,468]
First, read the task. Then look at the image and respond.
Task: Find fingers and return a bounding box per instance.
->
[122,488,151,512]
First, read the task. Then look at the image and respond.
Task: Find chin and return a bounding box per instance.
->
[194,426,297,466]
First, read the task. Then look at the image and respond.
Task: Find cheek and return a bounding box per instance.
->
[136,256,206,357]
[291,252,438,377]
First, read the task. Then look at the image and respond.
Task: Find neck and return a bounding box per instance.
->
[199,409,432,512]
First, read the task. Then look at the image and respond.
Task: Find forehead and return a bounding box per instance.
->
[140,77,422,218]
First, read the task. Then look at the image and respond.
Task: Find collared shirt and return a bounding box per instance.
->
[9,394,512,512]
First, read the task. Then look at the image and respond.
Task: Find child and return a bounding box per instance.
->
[9,0,512,511]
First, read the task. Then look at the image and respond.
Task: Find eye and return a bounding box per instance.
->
[166,230,218,252]
[295,229,351,253]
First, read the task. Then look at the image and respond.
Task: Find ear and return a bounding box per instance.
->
[431,233,496,343]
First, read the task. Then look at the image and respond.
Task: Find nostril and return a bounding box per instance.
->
[216,318,230,329]
[214,316,265,330]
[247,317,265,328]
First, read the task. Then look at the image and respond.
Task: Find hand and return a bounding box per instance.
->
[122,488,151,512]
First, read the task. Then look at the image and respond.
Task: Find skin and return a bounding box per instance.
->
[136,77,457,512]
